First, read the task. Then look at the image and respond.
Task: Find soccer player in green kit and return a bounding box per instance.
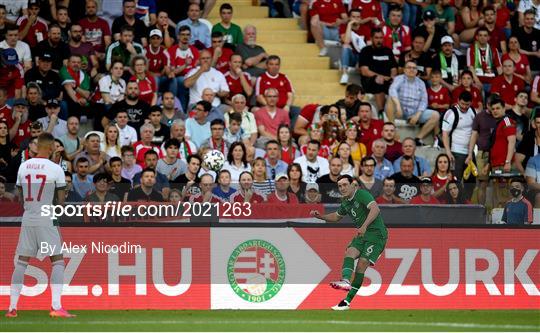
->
[310,174,388,310]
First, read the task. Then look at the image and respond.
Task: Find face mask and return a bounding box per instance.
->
[510,188,521,198]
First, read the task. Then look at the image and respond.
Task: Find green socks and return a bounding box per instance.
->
[341,257,355,281]
[345,272,364,303]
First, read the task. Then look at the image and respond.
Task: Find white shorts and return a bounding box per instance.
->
[16,226,63,257]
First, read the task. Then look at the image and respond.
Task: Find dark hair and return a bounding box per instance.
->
[388,4,402,13]
[475,27,489,36]
[460,69,473,78]
[227,141,248,167]
[56,5,68,12]
[361,156,376,166]
[371,27,383,37]
[76,157,89,165]
[211,31,224,39]
[307,139,321,148]
[64,171,72,178]
[489,97,504,108]
[265,139,279,148]
[164,138,180,149]
[120,25,135,34]
[432,153,451,177]
[141,167,156,177]
[86,133,100,141]
[445,180,467,204]
[6,24,18,33]
[277,124,292,147]
[220,3,233,12]
[121,145,134,155]
[144,149,159,158]
[109,156,122,166]
[337,174,354,184]
[431,69,442,76]
[345,83,363,96]
[178,25,191,34]
[358,101,372,110]
[335,142,355,166]
[218,169,231,178]
[187,153,202,164]
[287,162,303,181]
[93,172,111,184]
[196,100,212,112]
[349,8,361,15]
[458,91,472,102]
[48,23,61,31]
[149,105,162,114]
[210,119,225,127]
[266,55,280,64]
[383,121,396,128]
[524,9,536,16]
[401,155,414,164]
[482,5,495,14]
[229,112,242,123]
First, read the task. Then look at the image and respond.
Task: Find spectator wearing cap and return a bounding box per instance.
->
[0,25,32,71]
[381,5,412,61]
[17,0,48,49]
[112,0,148,46]
[412,9,447,53]
[410,177,440,204]
[309,0,348,57]
[35,24,70,71]
[423,0,457,43]
[208,31,234,74]
[386,61,441,146]
[60,54,91,119]
[389,155,422,202]
[185,101,212,149]
[184,49,230,110]
[105,25,145,71]
[38,99,67,138]
[24,51,62,101]
[130,55,158,106]
[10,99,34,148]
[78,0,112,60]
[304,182,321,204]
[467,27,502,90]
[166,25,200,110]
[68,24,99,79]
[145,29,174,94]
[212,3,243,47]
[359,28,398,113]
[235,25,268,77]
[86,172,120,203]
[0,49,24,100]
[267,173,299,204]
[176,3,211,49]
[149,11,176,48]
[432,36,463,91]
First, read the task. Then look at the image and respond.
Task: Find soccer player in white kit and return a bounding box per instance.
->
[5,133,75,318]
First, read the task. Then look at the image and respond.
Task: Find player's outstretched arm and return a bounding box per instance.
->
[310,210,342,222]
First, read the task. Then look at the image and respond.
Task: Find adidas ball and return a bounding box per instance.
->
[203,149,225,172]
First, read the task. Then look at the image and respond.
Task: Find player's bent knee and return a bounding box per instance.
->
[356,258,370,272]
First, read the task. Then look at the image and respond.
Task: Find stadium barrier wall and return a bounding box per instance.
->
[0,226,538,310]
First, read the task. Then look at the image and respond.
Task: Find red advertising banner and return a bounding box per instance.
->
[0,227,538,310]
[0,228,210,310]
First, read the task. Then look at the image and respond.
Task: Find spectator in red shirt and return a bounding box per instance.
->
[255,55,294,112]
[267,173,299,204]
[482,6,507,53]
[427,70,451,115]
[254,88,290,148]
[17,1,48,49]
[410,177,440,204]
[466,27,502,87]
[381,5,411,61]
[189,173,223,203]
[339,9,369,85]
[130,55,158,106]
[10,99,33,148]
[146,29,174,94]
[230,171,266,203]
[0,48,24,100]
[502,36,532,84]
[375,177,405,204]
[381,122,402,162]
[224,54,253,104]
[208,31,234,74]
[79,0,112,59]
[488,98,516,173]
[134,123,160,168]
[310,0,348,56]
[491,59,526,110]
[357,102,383,156]
[0,88,13,132]
[431,153,457,199]
[452,70,483,111]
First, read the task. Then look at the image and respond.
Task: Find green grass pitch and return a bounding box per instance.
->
[1,310,539,331]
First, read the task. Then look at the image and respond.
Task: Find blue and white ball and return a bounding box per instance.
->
[204,150,225,172]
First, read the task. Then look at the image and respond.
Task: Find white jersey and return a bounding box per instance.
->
[16,158,66,226]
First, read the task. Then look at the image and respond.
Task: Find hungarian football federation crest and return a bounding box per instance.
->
[227,239,285,303]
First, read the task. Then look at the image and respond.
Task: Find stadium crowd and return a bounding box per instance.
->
[0,0,538,223]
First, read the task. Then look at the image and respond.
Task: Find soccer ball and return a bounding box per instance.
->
[203,150,225,171]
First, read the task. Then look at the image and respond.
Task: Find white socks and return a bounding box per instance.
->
[9,260,28,311]
[50,260,65,311]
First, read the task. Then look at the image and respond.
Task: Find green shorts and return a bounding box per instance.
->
[348,236,386,266]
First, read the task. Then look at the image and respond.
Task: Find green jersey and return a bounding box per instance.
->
[212,23,243,46]
[337,189,387,241]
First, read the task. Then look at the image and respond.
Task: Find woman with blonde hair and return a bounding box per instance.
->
[251,157,275,196]
[101,123,122,158]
